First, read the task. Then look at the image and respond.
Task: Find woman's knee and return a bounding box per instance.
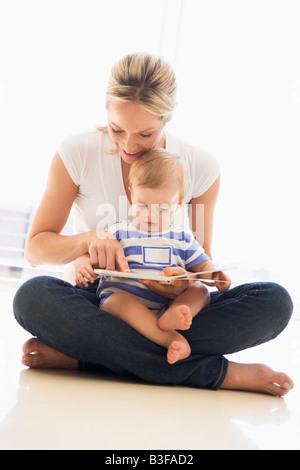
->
[13,276,62,329]
[264,282,293,328]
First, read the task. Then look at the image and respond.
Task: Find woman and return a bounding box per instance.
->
[13,52,294,396]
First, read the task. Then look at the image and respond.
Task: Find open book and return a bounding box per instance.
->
[94,268,231,285]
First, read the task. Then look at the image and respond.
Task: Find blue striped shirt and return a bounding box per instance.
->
[97,221,209,311]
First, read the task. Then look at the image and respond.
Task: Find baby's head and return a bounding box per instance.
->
[129,148,187,232]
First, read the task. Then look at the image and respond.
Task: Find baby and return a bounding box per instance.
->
[74,149,229,364]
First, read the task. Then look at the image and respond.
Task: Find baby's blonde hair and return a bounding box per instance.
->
[129,148,187,202]
[105,52,177,122]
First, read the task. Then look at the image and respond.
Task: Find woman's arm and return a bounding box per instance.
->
[25,153,92,266]
[189,176,220,259]
[25,153,130,271]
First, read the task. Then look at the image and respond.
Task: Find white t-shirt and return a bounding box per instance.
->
[57,128,220,282]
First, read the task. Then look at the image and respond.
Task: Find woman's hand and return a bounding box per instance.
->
[140,266,192,300]
[74,255,98,288]
[212,270,232,292]
[87,230,130,272]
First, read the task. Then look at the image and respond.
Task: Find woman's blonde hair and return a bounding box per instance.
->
[129,148,187,202]
[105,52,177,122]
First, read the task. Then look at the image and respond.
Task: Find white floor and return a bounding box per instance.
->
[0,281,300,450]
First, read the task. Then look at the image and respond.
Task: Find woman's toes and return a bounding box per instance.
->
[22,337,40,355]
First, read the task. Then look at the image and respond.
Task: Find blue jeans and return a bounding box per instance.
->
[13,276,293,390]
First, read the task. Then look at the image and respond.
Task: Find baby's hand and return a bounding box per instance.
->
[140,266,191,300]
[74,255,98,288]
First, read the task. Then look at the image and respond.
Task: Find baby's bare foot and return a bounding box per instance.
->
[159,304,192,331]
[22,338,78,370]
[167,333,191,365]
[167,340,191,364]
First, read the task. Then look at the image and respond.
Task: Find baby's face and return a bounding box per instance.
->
[130,183,182,232]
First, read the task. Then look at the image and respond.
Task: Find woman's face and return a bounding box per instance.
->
[107,101,166,165]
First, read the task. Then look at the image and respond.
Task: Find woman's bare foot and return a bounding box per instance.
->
[158,304,192,331]
[221,361,294,397]
[166,333,191,365]
[22,338,78,370]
